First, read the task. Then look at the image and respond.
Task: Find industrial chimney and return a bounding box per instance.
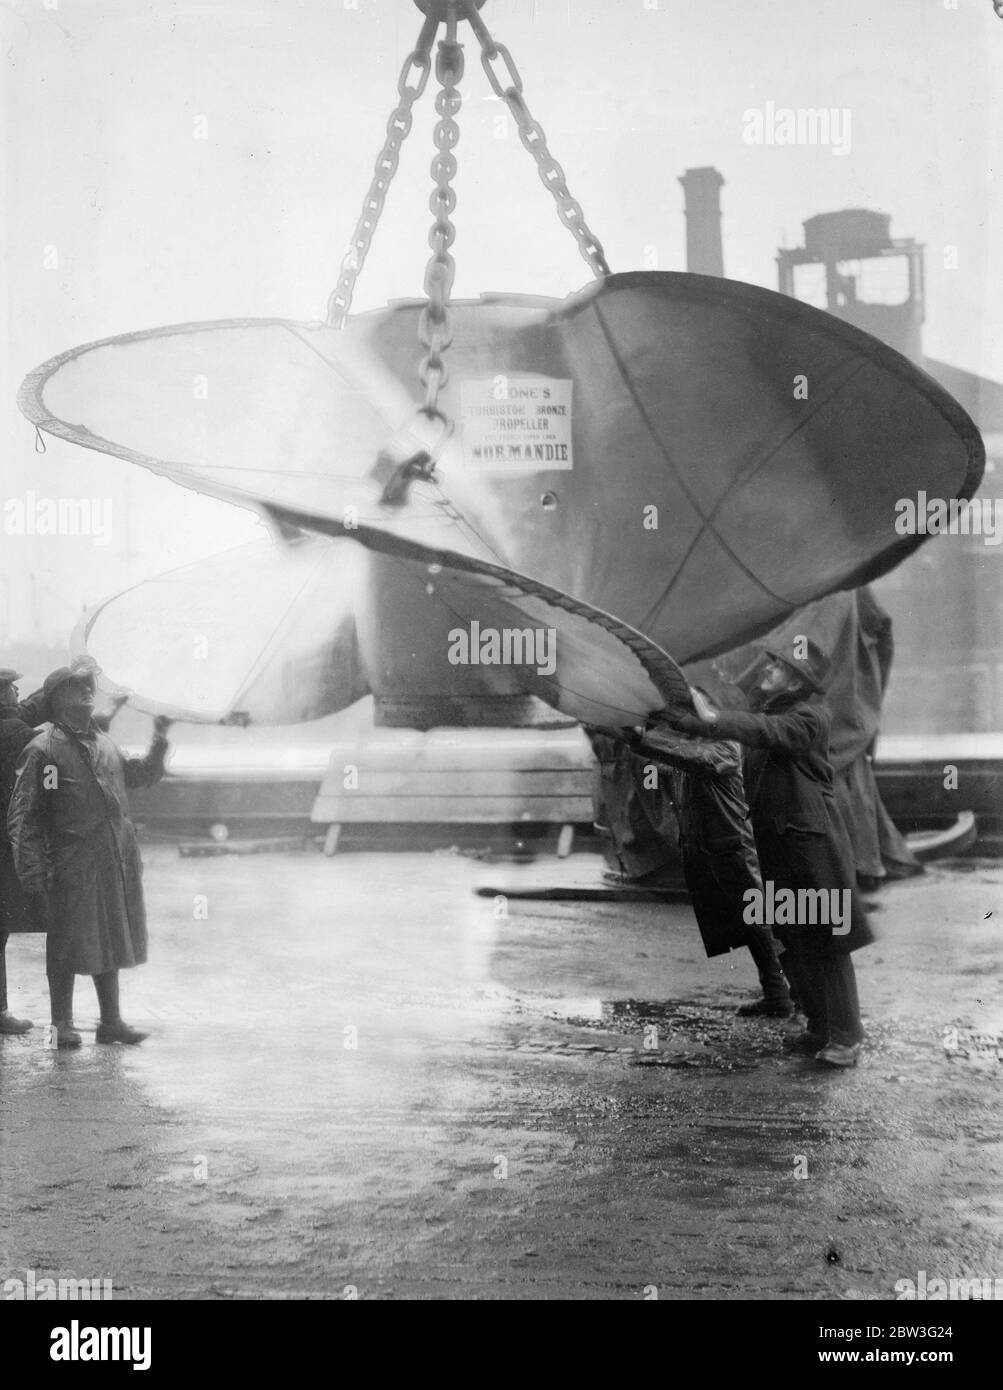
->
[679,166,725,277]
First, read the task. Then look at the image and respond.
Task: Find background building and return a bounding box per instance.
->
[681,168,1003,736]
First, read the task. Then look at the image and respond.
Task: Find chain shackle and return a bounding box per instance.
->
[326,16,438,327]
[414,0,484,18]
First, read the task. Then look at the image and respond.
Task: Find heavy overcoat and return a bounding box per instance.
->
[642,695,874,956]
[0,711,40,933]
[763,589,919,877]
[631,724,762,957]
[8,722,167,974]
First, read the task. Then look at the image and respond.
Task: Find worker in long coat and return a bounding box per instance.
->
[634,638,874,1068]
[597,718,792,1016]
[710,588,920,886]
[7,663,170,1048]
[663,722,793,1017]
[0,670,42,1033]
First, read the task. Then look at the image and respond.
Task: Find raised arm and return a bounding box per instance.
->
[682,703,825,755]
[629,724,742,779]
[16,689,48,727]
[121,717,171,789]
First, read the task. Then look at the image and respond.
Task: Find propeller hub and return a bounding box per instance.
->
[414,0,486,19]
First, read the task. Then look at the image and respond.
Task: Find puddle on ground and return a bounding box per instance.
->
[518,995,782,1072]
[510,993,1003,1076]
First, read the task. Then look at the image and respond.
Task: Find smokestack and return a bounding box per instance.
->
[679,166,725,277]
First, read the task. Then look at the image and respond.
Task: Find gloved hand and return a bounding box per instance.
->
[613,725,643,751]
[93,693,131,733]
[689,686,719,723]
[152,715,173,738]
[652,698,696,729]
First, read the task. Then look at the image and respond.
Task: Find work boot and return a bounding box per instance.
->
[882,859,924,882]
[52,1020,82,1049]
[815,1042,861,1068]
[783,1030,824,1052]
[737,997,795,1019]
[95,1021,149,1046]
[0,1009,33,1035]
[93,972,147,1043]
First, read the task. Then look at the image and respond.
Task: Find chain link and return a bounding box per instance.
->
[462,1,610,280]
[328,0,609,433]
[326,16,438,328]
[417,27,463,418]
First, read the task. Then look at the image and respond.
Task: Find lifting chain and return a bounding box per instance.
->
[461,1,610,280]
[327,0,610,456]
[326,14,438,328]
[417,13,463,421]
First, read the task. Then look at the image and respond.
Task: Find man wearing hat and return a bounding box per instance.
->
[7,660,171,1048]
[632,637,873,1068]
[0,669,41,1032]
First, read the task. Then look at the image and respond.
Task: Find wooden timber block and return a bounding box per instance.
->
[311,726,595,827]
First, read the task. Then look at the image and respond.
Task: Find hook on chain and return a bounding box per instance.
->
[373,408,454,507]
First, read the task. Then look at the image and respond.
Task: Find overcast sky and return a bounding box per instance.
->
[1,0,1000,640]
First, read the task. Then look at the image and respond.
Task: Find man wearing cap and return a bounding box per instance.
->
[632,638,873,1068]
[0,669,41,1033]
[7,661,170,1048]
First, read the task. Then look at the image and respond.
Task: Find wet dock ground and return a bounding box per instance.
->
[1,848,1000,1300]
